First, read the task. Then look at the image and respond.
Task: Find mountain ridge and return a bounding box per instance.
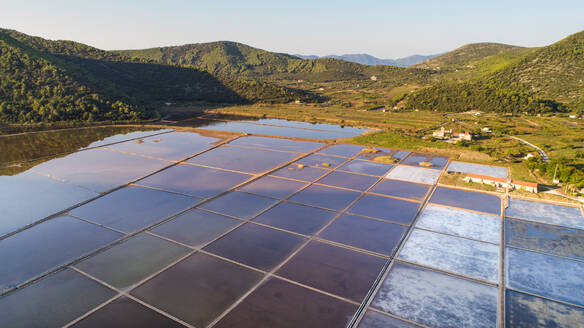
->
[0,29,319,123]
[292,53,443,67]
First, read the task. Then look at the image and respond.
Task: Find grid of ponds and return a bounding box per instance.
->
[1,128,583,328]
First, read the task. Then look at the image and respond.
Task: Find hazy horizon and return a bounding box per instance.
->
[3,0,584,58]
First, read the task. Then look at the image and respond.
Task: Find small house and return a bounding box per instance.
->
[464,173,538,193]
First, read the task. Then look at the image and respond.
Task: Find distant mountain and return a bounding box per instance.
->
[115,42,433,83]
[0,29,319,123]
[293,53,442,67]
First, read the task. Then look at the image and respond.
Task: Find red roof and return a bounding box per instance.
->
[466,173,508,183]
[466,173,538,188]
[512,180,538,188]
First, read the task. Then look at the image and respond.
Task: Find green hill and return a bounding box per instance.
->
[490,30,584,105]
[413,43,529,70]
[0,29,317,123]
[115,41,433,83]
[405,31,584,113]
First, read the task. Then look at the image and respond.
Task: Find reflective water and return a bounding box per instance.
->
[189,146,298,174]
[215,277,358,328]
[0,170,98,237]
[506,290,584,328]
[289,184,361,211]
[319,214,407,255]
[253,202,337,235]
[71,296,186,328]
[447,161,507,179]
[386,165,441,185]
[31,148,169,192]
[137,163,252,198]
[0,269,116,328]
[70,186,199,233]
[296,154,347,169]
[399,229,500,283]
[401,153,448,169]
[506,218,584,260]
[0,126,167,168]
[228,136,324,153]
[203,223,306,271]
[131,252,263,327]
[416,205,501,243]
[151,209,241,247]
[358,310,419,328]
[277,241,385,302]
[270,164,328,182]
[505,247,584,306]
[370,179,430,201]
[318,144,365,157]
[371,262,498,328]
[199,191,278,220]
[316,171,379,191]
[348,194,421,225]
[238,176,307,199]
[430,187,501,215]
[0,216,122,291]
[195,118,368,140]
[106,131,222,161]
[338,159,393,176]
[75,233,190,289]
[506,198,584,229]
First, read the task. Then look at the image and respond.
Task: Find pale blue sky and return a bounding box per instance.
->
[2,0,583,58]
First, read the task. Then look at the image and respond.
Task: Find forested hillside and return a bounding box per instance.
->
[405,31,584,113]
[116,41,433,83]
[0,29,318,123]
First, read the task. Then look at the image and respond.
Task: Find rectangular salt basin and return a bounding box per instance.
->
[136,164,252,199]
[151,209,241,247]
[416,205,501,243]
[0,216,122,291]
[31,148,169,192]
[107,131,221,161]
[199,191,278,220]
[337,159,393,176]
[188,146,298,174]
[370,179,430,201]
[386,165,441,185]
[0,269,116,328]
[130,252,263,327]
[250,118,368,135]
[214,277,358,328]
[70,186,200,233]
[430,187,501,215]
[228,136,323,153]
[398,229,499,283]
[447,161,508,179]
[506,247,584,306]
[371,262,498,328]
[358,310,418,328]
[318,214,407,256]
[276,241,386,302]
[401,152,448,170]
[70,296,185,327]
[202,121,363,139]
[74,233,190,289]
[506,289,584,328]
[506,218,584,261]
[239,176,306,199]
[318,144,365,157]
[0,170,98,237]
[506,198,584,229]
